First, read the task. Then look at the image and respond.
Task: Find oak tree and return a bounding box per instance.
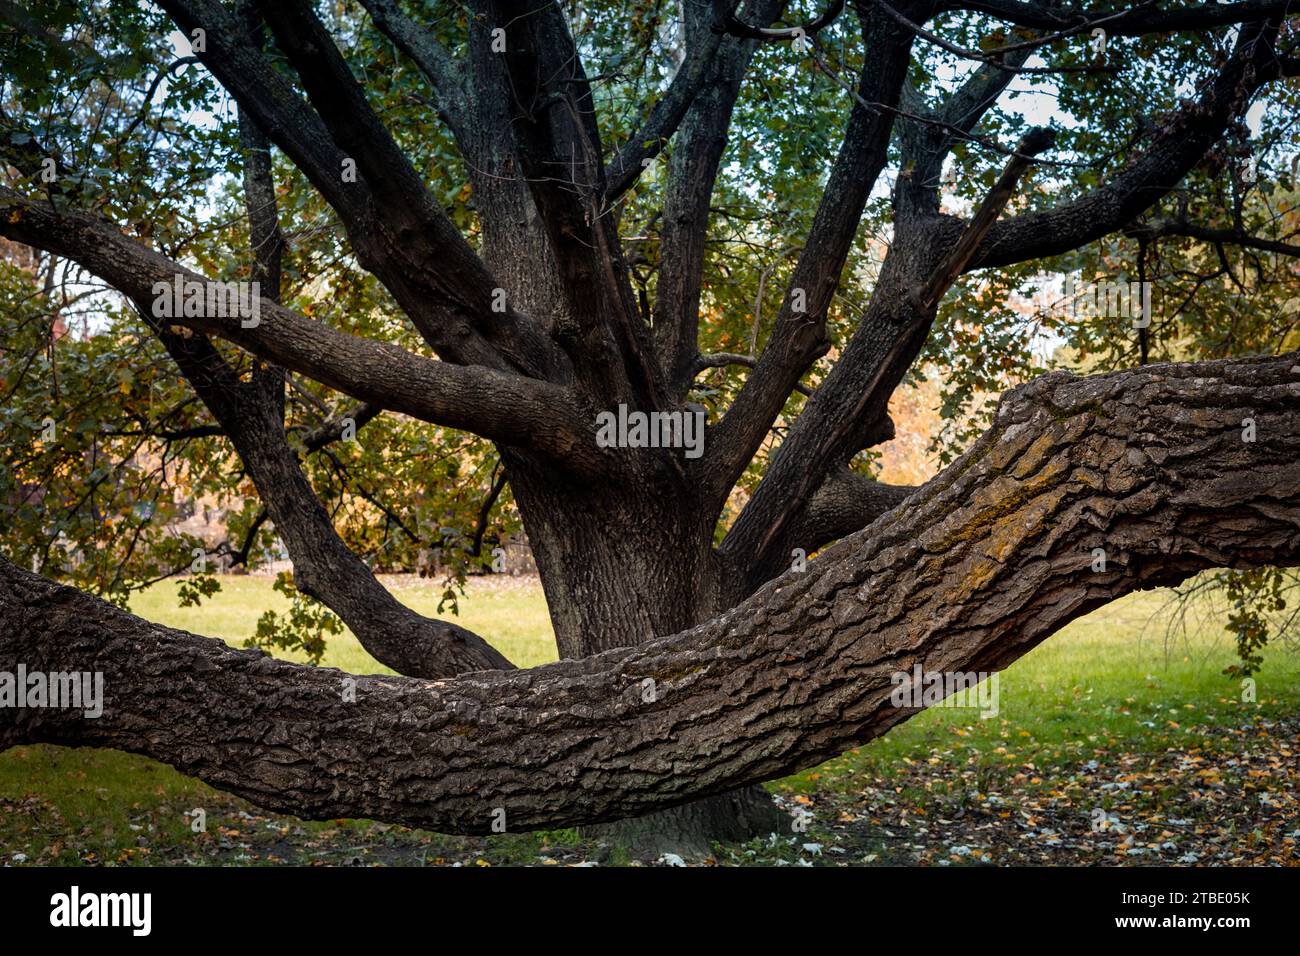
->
[2,0,1300,853]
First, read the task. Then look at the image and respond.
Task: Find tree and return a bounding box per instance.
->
[1,0,1299,855]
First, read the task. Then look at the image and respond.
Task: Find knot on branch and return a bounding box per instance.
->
[1016,126,1057,158]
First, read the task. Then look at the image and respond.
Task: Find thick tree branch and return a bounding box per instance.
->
[5,352,1297,830]
[118,97,514,678]
[653,0,787,393]
[488,0,657,407]
[951,0,1299,36]
[782,467,917,557]
[0,190,603,473]
[157,0,560,378]
[702,1,929,490]
[142,317,515,677]
[968,18,1287,271]
[720,128,1054,590]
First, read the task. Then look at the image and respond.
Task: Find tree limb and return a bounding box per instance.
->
[1135,218,1300,259]
[0,190,604,474]
[653,0,787,392]
[703,1,927,491]
[488,0,657,407]
[715,0,847,41]
[157,0,559,377]
[968,19,1286,271]
[779,466,917,558]
[5,352,1297,830]
[355,0,472,138]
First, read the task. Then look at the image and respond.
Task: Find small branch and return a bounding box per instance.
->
[1135,219,1300,259]
[298,402,383,452]
[227,508,270,569]
[916,126,1056,311]
[713,0,847,41]
[466,465,508,560]
[694,352,814,395]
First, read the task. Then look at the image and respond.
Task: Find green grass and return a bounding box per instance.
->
[125,573,559,672]
[2,573,1296,866]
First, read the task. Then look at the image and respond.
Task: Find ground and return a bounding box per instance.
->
[2,574,1297,866]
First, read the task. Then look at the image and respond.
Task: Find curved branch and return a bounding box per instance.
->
[951,0,1299,36]
[144,321,515,677]
[355,0,471,137]
[870,0,1116,73]
[714,0,847,41]
[968,19,1286,271]
[693,352,814,395]
[4,352,1297,830]
[0,190,606,475]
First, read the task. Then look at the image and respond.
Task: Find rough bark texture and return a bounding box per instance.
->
[4,353,1296,833]
[582,786,786,857]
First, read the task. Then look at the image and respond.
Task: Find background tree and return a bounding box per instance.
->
[1,0,1299,854]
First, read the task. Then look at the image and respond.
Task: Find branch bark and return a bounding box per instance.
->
[488,0,658,408]
[5,352,1297,830]
[703,0,928,485]
[0,190,604,474]
[968,18,1285,271]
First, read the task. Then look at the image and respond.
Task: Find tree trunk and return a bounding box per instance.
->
[582,786,786,858]
[504,454,720,659]
[4,353,1296,836]
[505,455,786,854]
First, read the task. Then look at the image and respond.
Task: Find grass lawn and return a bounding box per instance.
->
[2,573,1297,866]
